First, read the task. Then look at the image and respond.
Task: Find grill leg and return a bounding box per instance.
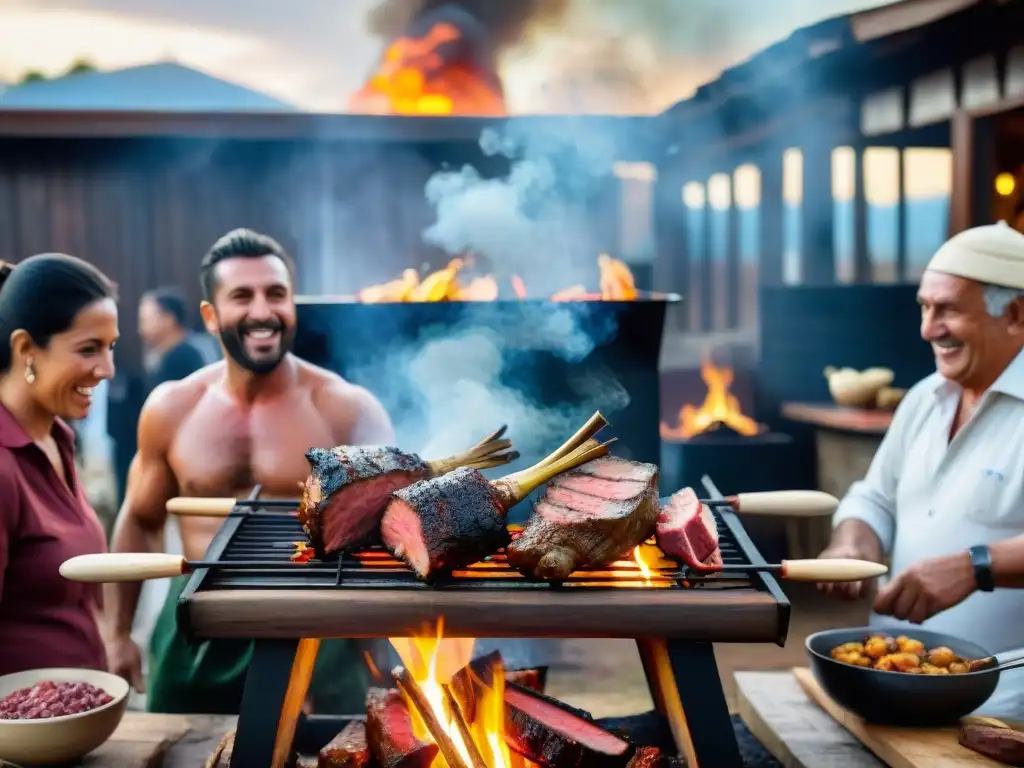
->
[231,638,321,768]
[635,639,742,768]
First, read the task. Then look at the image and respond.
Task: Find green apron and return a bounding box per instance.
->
[147,576,369,714]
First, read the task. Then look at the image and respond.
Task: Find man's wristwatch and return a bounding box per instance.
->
[969,545,996,592]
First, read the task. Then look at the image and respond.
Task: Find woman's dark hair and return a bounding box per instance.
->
[0,253,117,372]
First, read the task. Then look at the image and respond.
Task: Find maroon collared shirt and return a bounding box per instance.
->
[0,403,107,675]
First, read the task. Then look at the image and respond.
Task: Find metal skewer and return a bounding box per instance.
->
[166,489,839,518]
[59,552,884,583]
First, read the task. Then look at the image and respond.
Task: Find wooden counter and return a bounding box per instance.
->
[69,712,236,767]
[781,402,894,436]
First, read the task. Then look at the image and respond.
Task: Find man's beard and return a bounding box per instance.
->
[218,319,295,375]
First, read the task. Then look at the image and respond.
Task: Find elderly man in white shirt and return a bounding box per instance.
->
[818,221,1024,718]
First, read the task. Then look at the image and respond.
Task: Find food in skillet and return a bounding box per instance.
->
[830,634,987,675]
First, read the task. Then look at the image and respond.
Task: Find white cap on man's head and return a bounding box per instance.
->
[926,221,1024,290]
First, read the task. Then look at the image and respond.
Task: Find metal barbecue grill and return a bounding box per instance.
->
[179,475,791,768]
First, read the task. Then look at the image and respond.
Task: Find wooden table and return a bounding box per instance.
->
[736,671,882,767]
[737,670,1007,768]
[67,712,236,767]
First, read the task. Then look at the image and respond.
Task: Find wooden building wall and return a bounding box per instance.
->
[0,135,621,371]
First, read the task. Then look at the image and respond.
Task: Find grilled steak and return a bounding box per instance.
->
[365,688,438,768]
[959,724,1024,766]
[318,721,371,767]
[298,427,515,558]
[507,457,659,581]
[655,487,722,571]
[504,683,634,767]
[380,467,510,581]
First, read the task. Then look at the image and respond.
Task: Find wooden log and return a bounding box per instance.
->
[393,666,470,768]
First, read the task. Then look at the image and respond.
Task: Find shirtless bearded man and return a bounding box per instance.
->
[103,229,394,713]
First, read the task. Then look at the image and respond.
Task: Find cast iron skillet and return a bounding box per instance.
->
[806,626,1024,726]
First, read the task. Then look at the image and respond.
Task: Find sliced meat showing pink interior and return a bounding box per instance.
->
[504,686,630,755]
[656,488,720,569]
[552,473,649,501]
[380,500,429,576]
[576,456,658,483]
[542,486,634,518]
[321,471,420,553]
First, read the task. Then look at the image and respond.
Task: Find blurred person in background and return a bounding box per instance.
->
[0,254,119,674]
[138,287,208,392]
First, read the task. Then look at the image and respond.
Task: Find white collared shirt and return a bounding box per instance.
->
[832,349,1024,718]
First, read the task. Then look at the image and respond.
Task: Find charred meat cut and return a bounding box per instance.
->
[449,650,547,723]
[507,456,659,581]
[655,487,722,571]
[318,721,371,767]
[298,426,516,558]
[381,466,510,582]
[381,412,614,580]
[504,682,634,768]
[365,687,438,768]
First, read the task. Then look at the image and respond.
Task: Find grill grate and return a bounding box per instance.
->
[199,508,757,592]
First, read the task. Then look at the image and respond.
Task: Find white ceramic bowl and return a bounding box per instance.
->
[0,668,129,765]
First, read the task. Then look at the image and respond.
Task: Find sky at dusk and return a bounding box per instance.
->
[0,0,951,202]
[0,0,890,113]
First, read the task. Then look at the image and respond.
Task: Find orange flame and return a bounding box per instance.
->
[358,253,638,303]
[389,620,513,768]
[661,359,764,439]
[350,21,505,116]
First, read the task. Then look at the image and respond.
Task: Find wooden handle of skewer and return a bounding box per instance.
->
[729,490,839,517]
[780,558,887,582]
[166,497,237,516]
[59,553,187,582]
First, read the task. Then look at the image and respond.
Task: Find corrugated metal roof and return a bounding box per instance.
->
[0,62,296,112]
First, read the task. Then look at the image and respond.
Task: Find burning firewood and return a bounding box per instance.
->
[298,425,517,558]
[393,666,472,768]
[380,413,613,580]
[506,456,660,581]
[442,683,489,768]
[504,683,636,767]
[365,687,438,768]
[450,651,546,723]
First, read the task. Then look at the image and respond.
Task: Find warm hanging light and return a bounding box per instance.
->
[995,172,1016,197]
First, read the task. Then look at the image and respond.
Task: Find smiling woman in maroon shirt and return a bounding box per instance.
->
[0,254,118,676]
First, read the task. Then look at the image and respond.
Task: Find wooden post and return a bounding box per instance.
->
[272,638,320,768]
[700,181,714,331]
[759,150,785,287]
[653,163,690,330]
[801,141,836,285]
[726,172,741,328]
[852,146,870,283]
[896,147,908,281]
[950,111,996,235]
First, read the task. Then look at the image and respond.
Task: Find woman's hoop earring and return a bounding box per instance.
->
[24,359,35,385]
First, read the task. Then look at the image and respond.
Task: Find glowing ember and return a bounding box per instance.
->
[661,359,764,439]
[350,21,505,116]
[389,620,514,768]
[358,254,638,303]
[290,542,314,563]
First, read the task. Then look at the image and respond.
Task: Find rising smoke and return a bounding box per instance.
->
[345,123,629,475]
